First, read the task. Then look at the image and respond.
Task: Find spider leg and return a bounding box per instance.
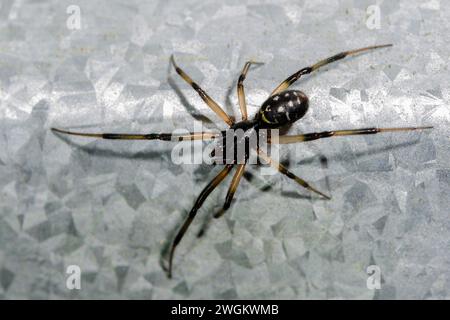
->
[257,149,331,200]
[170,55,234,126]
[271,126,433,144]
[51,127,219,141]
[196,163,246,237]
[167,164,234,278]
[270,44,392,96]
[237,61,264,120]
[214,163,246,218]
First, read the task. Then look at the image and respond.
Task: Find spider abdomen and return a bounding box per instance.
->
[256,90,309,128]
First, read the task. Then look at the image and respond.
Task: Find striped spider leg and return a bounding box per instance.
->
[270,44,393,96]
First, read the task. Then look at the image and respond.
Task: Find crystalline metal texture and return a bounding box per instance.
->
[0,0,448,299]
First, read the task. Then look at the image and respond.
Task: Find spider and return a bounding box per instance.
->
[52,44,432,278]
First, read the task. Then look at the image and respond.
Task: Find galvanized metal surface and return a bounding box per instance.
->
[0,0,448,299]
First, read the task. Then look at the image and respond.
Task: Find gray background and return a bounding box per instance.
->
[0,0,449,299]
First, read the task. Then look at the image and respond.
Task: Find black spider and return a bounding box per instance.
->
[52,44,432,278]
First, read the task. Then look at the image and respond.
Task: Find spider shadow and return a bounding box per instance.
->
[53,130,199,277]
[284,47,392,89]
[280,138,423,199]
[295,138,421,167]
[158,164,275,274]
[159,192,224,275]
[181,160,315,246]
[198,160,324,235]
[167,76,218,127]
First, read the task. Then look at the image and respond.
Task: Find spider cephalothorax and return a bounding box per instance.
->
[51,44,432,278]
